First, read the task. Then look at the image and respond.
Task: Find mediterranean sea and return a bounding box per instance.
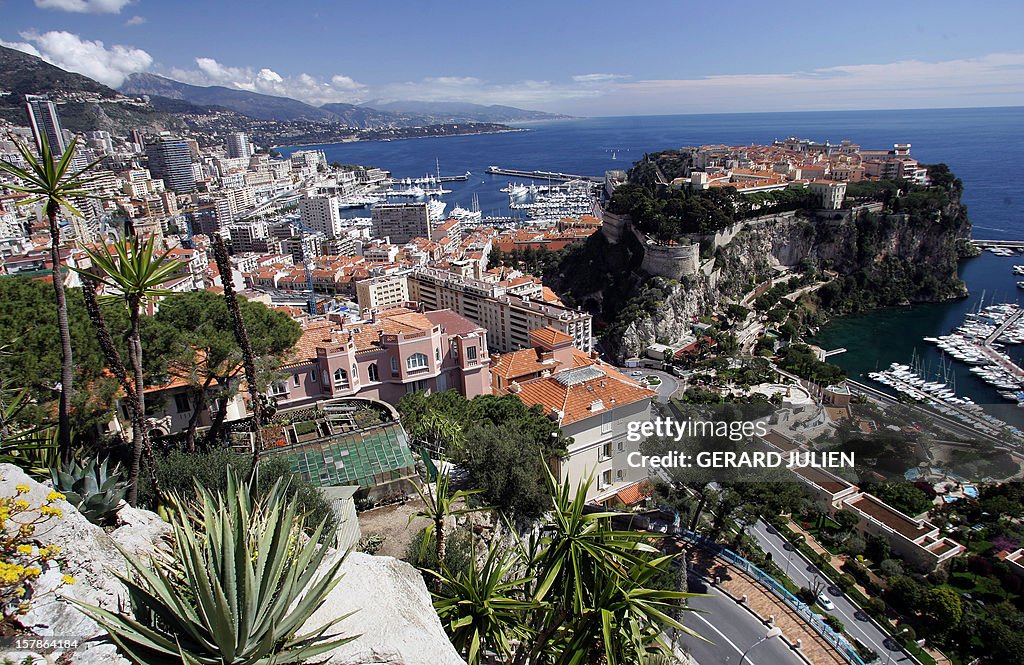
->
[278,106,1024,405]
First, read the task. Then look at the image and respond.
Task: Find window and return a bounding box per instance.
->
[601,469,613,488]
[333,368,348,386]
[601,411,613,434]
[174,393,191,413]
[407,353,429,371]
[466,345,477,362]
[368,363,379,382]
[311,370,317,382]
[271,381,288,396]
[601,442,612,460]
[435,347,441,362]
[292,374,300,387]
[390,356,399,376]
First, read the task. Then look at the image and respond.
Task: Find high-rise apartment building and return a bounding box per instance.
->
[225,132,253,160]
[370,202,435,244]
[146,138,196,193]
[299,194,341,237]
[408,267,593,353]
[24,95,67,156]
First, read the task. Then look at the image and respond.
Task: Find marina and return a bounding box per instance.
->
[485,165,604,183]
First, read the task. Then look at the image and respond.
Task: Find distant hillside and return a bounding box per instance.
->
[0,45,116,102]
[0,45,186,134]
[311,102,407,128]
[360,99,570,123]
[120,73,340,122]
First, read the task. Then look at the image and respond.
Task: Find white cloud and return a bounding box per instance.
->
[572,73,629,83]
[124,15,146,26]
[371,75,612,108]
[605,53,1024,115]
[166,57,367,106]
[34,0,132,14]
[2,31,152,87]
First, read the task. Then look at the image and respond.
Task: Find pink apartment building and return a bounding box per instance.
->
[269,305,492,408]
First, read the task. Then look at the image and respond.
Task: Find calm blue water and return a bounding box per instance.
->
[279,107,1024,405]
[279,107,1024,235]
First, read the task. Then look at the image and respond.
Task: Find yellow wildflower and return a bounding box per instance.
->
[14,500,29,510]
[61,575,75,585]
[39,545,61,559]
[24,566,41,578]
[16,544,34,555]
[15,484,29,494]
[46,491,66,502]
[39,506,63,517]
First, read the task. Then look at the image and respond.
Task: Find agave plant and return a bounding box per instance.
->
[73,468,353,665]
[50,456,128,524]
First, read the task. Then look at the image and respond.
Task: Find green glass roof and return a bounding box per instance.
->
[266,422,416,489]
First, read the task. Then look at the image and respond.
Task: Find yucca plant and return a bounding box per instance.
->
[50,455,128,525]
[73,468,354,664]
[428,542,538,665]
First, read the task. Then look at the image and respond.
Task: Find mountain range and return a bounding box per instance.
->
[0,44,566,139]
[119,72,568,127]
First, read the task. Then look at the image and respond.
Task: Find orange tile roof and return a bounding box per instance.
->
[491,349,565,381]
[614,480,653,506]
[530,326,574,348]
[513,363,655,426]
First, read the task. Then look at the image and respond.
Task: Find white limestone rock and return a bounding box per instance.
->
[0,464,133,665]
[305,552,467,665]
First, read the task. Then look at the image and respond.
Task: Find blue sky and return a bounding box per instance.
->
[2,0,1024,115]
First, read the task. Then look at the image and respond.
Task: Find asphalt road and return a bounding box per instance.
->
[619,366,679,403]
[680,580,804,665]
[747,520,912,665]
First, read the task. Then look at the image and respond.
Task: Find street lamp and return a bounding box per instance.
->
[739,626,783,665]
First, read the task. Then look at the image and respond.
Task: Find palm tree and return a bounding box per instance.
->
[429,469,704,664]
[517,471,702,664]
[412,464,484,591]
[0,135,101,459]
[77,234,184,504]
[210,234,267,474]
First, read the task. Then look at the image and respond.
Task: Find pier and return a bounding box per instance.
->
[486,165,604,183]
[972,239,1024,249]
[985,308,1024,345]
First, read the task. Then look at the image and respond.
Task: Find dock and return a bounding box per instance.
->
[972,239,1024,249]
[486,165,603,183]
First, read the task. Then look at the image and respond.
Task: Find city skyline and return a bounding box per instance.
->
[0,0,1022,115]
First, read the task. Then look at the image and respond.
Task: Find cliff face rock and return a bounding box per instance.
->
[581,197,970,360]
[306,552,468,665]
[0,464,464,665]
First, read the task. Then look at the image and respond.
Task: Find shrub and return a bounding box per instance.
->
[845,534,866,556]
[880,558,904,578]
[822,613,844,633]
[140,448,337,537]
[357,533,385,555]
[74,469,353,664]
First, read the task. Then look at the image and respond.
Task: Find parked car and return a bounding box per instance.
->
[817,592,835,611]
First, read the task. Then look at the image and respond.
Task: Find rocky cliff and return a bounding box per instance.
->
[557,191,971,360]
